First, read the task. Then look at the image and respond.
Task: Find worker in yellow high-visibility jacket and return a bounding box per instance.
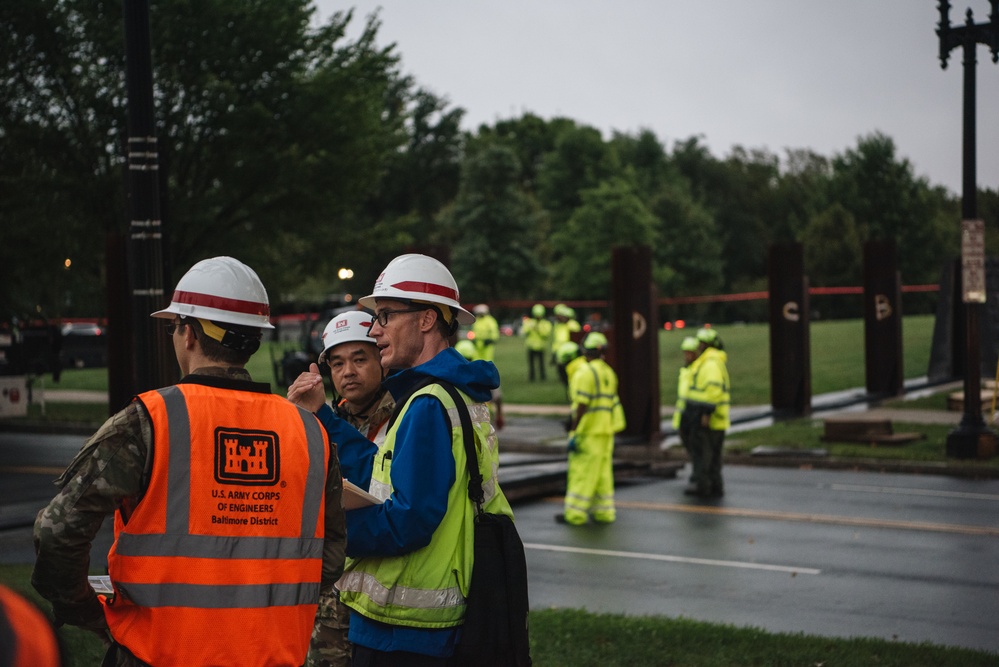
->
[521,304,552,381]
[672,336,701,486]
[471,304,499,362]
[558,332,625,525]
[682,327,730,498]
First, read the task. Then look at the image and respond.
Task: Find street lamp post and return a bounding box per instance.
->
[937,0,999,458]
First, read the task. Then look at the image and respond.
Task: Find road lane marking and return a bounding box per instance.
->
[523,542,820,575]
[829,483,999,502]
[606,500,999,537]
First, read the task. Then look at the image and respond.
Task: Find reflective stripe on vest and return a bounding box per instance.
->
[337,570,464,610]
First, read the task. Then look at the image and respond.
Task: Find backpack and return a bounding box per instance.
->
[436,381,533,667]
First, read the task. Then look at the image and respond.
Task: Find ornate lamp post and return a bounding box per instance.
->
[937,0,999,458]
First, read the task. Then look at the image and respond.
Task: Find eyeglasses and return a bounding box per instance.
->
[165,320,185,335]
[371,307,427,328]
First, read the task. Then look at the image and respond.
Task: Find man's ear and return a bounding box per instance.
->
[417,308,439,333]
[183,324,199,350]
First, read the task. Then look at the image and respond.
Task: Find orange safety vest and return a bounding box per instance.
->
[0,585,61,667]
[102,379,329,667]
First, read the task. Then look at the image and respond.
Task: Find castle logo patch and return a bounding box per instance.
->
[214,427,280,485]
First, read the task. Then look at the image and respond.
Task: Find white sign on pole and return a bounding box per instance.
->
[962,219,986,304]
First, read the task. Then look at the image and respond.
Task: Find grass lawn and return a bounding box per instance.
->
[36,314,936,410]
[1,563,994,666]
[726,419,999,465]
[488,314,935,407]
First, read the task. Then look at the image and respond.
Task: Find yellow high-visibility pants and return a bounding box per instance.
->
[564,431,615,525]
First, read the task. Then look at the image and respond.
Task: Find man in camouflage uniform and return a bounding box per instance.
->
[32,257,347,667]
[291,310,395,667]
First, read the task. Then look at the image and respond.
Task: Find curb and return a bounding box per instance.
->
[724,452,999,480]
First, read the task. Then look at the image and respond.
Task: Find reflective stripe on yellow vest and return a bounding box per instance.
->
[103,382,328,667]
[339,383,513,629]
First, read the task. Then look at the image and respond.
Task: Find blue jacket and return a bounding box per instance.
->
[315,347,500,656]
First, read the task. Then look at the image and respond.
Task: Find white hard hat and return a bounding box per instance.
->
[359,254,475,325]
[473,304,489,316]
[151,256,274,329]
[319,310,376,362]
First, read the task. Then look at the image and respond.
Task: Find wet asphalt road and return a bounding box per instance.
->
[519,465,999,653]
[2,431,998,654]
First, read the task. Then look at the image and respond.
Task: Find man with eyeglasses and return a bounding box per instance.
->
[32,256,346,667]
[288,254,515,667]
[291,309,394,667]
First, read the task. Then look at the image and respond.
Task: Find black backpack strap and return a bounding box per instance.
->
[437,380,485,514]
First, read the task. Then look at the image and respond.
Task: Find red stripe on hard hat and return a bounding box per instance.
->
[390,280,458,301]
[172,290,270,317]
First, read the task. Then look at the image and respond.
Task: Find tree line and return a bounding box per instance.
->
[3,0,997,324]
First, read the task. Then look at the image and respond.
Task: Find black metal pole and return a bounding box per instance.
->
[938,1,999,459]
[122,0,170,396]
[960,33,984,432]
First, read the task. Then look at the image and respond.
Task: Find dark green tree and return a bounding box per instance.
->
[470,113,574,195]
[829,132,955,284]
[774,148,833,242]
[609,129,725,297]
[610,128,675,201]
[550,177,656,299]
[980,187,999,255]
[649,178,724,298]
[536,122,619,227]
[802,203,864,287]
[445,144,545,302]
[0,1,410,314]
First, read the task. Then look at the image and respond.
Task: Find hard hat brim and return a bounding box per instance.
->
[358,294,476,325]
[151,304,275,329]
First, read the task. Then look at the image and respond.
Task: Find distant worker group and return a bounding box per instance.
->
[521,302,583,383]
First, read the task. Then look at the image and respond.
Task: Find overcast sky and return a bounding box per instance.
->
[314,1,999,196]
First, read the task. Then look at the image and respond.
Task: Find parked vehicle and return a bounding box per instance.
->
[60,321,108,369]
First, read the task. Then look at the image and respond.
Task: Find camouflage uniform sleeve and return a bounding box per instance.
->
[322,438,347,590]
[31,401,150,629]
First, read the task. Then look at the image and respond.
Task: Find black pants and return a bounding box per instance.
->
[527,349,546,381]
[689,426,725,495]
